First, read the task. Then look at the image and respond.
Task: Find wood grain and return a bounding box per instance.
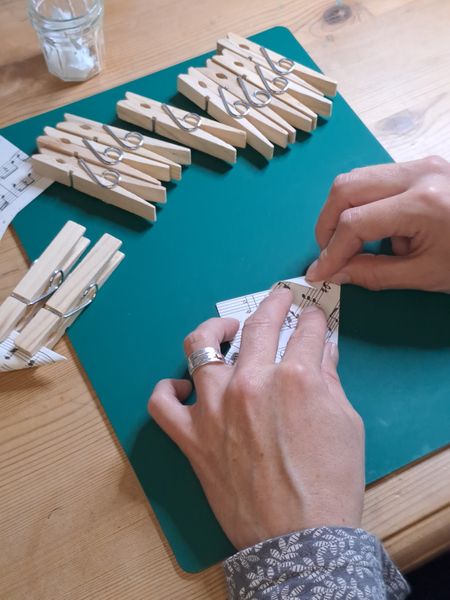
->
[0,0,449,598]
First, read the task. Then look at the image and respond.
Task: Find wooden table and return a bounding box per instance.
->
[1,1,449,598]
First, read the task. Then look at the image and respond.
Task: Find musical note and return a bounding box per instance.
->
[0,150,21,179]
[14,171,37,193]
[217,277,340,365]
[0,135,52,239]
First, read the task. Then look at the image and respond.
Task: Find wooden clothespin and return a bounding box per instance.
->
[58,116,183,180]
[39,126,172,182]
[117,92,246,163]
[15,233,124,357]
[32,152,159,221]
[36,130,162,186]
[214,49,333,118]
[221,32,338,97]
[178,67,280,160]
[217,37,325,97]
[64,113,192,165]
[0,221,89,342]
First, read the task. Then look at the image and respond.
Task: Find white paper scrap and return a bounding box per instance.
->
[216,276,340,365]
[0,330,66,372]
[0,135,53,240]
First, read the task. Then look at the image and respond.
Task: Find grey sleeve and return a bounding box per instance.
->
[223,527,410,600]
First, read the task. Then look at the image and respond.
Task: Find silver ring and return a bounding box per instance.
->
[187,346,225,377]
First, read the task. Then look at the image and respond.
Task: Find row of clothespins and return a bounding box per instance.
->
[0,221,123,365]
[118,33,337,162]
[32,33,337,222]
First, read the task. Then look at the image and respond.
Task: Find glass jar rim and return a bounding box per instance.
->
[28,0,103,28]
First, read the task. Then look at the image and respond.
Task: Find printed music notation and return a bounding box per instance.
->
[0,149,27,180]
[0,135,52,239]
[0,330,65,372]
[216,276,341,365]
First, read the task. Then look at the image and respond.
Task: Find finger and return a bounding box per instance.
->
[184,317,239,388]
[316,163,415,249]
[324,253,422,290]
[148,378,194,453]
[306,195,416,283]
[237,285,293,369]
[283,305,327,367]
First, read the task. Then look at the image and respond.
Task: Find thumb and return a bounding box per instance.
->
[329,253,421,290]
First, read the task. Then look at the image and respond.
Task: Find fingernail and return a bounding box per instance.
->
[330,272,351,285]
[305,259,319,281]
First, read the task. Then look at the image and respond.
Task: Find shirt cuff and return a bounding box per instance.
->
[223,526,410,600]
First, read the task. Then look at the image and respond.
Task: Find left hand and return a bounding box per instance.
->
[148,286,365,550]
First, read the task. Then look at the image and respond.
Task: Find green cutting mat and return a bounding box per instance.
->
[2,27,449,573]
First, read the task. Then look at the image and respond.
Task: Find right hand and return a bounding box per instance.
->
[306,156,450,292]
[148,288,365,551]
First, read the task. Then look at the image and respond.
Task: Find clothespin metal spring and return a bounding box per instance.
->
[259,46,295,75]
[78,158,121,190]
[46,281,98,319]
[10,268,65,306]
[254,64,290,96]
[102,124,144,151]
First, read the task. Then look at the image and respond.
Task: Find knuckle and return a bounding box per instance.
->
[423,155,448,172]
[278,362,317,387]
[331,172,352,194]
[416,182,442,206]
[183,329,209,353]
[229,372,260,399]
[338,207,360,231]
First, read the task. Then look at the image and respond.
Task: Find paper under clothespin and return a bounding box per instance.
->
[0,221,124,371]
[220,32,338,97]
[117,93,246,163]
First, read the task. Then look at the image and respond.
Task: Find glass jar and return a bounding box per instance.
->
[28,0,104,82]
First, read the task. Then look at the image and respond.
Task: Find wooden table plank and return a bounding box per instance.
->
[0,0,449,598]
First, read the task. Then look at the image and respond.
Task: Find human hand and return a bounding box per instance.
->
[306,156,450,292]
[148,287,365,550]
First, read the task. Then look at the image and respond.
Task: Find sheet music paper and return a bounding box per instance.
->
[216,277,340,365]
[0,330,65,372]
[0,135,52,240]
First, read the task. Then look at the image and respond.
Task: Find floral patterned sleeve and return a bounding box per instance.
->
[223,527,410,600]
